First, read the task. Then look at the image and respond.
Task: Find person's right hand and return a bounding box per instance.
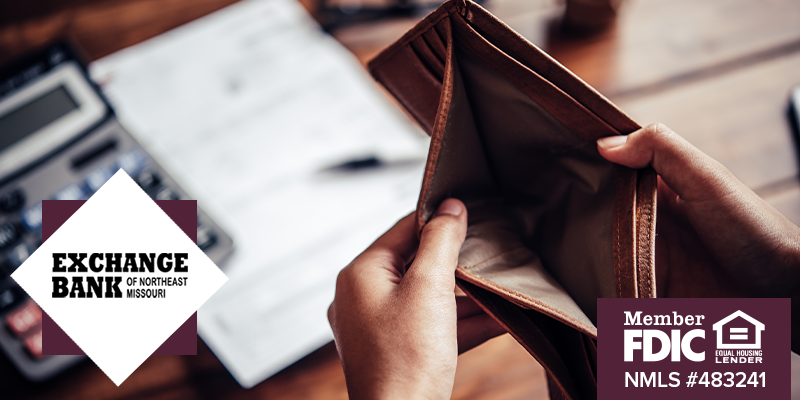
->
[596,124,800,321]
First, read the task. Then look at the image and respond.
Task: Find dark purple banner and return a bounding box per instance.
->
[598,298,790,399]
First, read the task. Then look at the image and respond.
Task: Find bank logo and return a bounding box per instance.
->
[11,170,228,385]
[712,310,764,350]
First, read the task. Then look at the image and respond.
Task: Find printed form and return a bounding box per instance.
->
[90,0,427,387]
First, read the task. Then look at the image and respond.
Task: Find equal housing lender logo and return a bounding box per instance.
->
[11,170,227,385]
[597,298,790,399]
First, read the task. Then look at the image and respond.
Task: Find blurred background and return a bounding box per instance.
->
[1,0,799,399]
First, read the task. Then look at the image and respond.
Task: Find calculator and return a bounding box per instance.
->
[0,43,234,381]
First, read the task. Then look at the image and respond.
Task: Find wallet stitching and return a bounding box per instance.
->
[613,168,627,298]
[456,267,598,337]
[638,199,649,295]
[613,166,638,299]
[635,168,658,298]
[648,171,657,294]
[614,186,623,297]
[642,208,652,294]
[417,18,455,233]
[628,168,639,297]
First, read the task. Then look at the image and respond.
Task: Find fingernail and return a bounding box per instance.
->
[597,135,628,149]
[436,198,463,217]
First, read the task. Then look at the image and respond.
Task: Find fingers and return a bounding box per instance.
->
[457,313,506,354]
[598,123,800,282]
[596,123,740,202]
[356,214,419,278]
[333,214,418,305]
[404,199,468,289]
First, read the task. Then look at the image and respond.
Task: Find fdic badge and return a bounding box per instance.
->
[597,298,790,399]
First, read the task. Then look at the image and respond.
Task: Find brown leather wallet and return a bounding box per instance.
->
[368,1,657,398]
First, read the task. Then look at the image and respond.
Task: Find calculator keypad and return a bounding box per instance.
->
[4,300,45,359]
[0,287,23,312]
[24,329,44,359]
[0,222,20,250]
[5,300,41,337]
[0,190,25,213]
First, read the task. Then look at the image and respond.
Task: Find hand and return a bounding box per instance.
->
[597,124,800,330]
[328,199,506,400]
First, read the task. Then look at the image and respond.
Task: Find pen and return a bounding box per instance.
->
[320,154,426,173]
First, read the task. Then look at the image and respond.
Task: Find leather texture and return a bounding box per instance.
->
[368,1,658,398]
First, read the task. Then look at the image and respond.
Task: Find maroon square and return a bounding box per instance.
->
[40,199,198,356]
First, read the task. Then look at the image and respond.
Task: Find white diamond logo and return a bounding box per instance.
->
[11,170,228,385]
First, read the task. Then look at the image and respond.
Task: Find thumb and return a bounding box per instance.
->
[403,199,468,290]
[596,123,738,202]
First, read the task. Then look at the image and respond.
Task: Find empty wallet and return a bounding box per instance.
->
[368,0,658,398]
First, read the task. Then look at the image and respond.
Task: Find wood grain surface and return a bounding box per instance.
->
[1,0,798,398]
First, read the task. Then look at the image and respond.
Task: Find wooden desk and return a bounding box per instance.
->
[2,0,799,399]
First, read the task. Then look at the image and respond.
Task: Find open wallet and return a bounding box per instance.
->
[368,0,658,398]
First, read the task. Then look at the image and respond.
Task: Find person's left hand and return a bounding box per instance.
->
[328,199,507,400]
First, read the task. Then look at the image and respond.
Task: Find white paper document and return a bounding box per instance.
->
[90,0,427,387]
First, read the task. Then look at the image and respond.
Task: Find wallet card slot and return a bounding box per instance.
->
[367,0,457,73]
[410,36,445,82]
[422,29,448,66]
[370,44,444,133]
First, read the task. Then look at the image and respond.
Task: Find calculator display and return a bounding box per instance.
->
[0,62,106,180]
[0,86,79,152]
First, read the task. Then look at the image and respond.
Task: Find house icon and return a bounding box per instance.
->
[712,310,765,350]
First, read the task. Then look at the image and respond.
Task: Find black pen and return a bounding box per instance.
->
[320,154,427,173]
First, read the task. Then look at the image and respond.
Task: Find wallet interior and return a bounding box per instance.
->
[416,15,625,336]
[369,2,657,397]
